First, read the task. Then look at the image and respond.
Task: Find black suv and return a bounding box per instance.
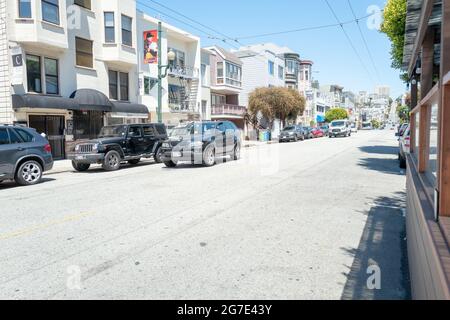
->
[0,124,53,186]
[69,123,168,172]
[160,121,241,167]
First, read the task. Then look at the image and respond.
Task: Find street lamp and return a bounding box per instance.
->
[157,21,176,123]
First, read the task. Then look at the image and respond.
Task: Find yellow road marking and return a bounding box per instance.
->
[0,212,93,241]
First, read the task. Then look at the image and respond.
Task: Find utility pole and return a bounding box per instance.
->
[157,22,163,123]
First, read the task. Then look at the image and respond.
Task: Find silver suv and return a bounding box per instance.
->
[0,125,54,186]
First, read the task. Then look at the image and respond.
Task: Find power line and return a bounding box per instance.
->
[235,12,377,40]
[324,0,375,86]
[347,0,381,82]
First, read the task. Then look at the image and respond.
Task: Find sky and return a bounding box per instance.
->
[137,0,406,98]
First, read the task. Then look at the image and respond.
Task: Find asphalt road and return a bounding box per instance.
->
[0,130,410,300]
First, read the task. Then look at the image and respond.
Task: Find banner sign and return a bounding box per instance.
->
[144,30,158,64]
[10,46,23,86]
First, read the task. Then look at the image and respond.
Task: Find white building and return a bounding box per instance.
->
[137,12,201,126]
[0,0,203,158]
[375,85,391,98]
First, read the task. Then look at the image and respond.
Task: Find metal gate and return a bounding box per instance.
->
[29,115,66,159]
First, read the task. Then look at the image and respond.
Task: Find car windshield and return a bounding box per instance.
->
[283,126,295,131]
[98,126,127,138]
[170,123,216,137]
[193,123,216,134]
[331,121,345,127]
[170,126,191,137]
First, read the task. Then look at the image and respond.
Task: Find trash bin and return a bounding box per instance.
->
[259,131,266,142]
[264,131,270,141]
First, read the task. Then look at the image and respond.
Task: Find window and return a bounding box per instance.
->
[143,126,156,136]
[286,60,297,74]
[128,126,142,137]
[155,124,166,135]
[0,128,9,145]
[104,12,115,43]
[15,128,34,143]
[74,0,91,10]
[217,62,224,84]
[18,0,32,18]
[225,62,241,87]
[120,72,129,101]
[108,71,118,100]
[428,103,439,182]
[44,58,58,94]
[415,111,420,154]
[144,77,157,95]
[278,66,284,80]
[268,61,274,76]
[42,0,59,25]
[201,64,208,86]
[121,15,132,47]
[75,37,93,68]
[26,55,42,93]
[8,129,22,144]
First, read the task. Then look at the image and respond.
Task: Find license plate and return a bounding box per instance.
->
[172,152,182,158]
[76,155,86,160]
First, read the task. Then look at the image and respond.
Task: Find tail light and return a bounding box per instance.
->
[44,144,52,154]
[404,136,410,148]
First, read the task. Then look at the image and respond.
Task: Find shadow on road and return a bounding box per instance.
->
[340,191,411,300]
[0,178,56,190]
[357,157,404,176]
[359,146,399,155]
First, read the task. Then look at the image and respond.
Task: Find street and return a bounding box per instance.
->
[0,130,410,300]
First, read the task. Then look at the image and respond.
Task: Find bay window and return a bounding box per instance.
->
[18,0,32,18]
[42,0,59,25]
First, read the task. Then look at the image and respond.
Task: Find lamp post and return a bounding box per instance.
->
[157,22,176,123]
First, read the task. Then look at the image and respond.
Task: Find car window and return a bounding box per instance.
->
[217,123,225,133]
[224,122,235,132]
[14,128,34,143]
[128,126,142,137]
[142,126,156,137]
[8,128,22,144]
[0,128,9,145]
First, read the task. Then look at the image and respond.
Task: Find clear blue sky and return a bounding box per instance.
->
[138,0,406,98]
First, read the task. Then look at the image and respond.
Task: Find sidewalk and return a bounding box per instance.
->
[45,140,278,176]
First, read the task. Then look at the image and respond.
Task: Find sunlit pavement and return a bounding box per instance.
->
[0,130,410,299]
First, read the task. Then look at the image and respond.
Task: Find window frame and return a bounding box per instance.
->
[268,60,275,76]
[18,0,32,18]
[26,54,42,93]
[121,14,133,47]
[104,12,115,43]
[44,57,59,95]
[75,37,94,68]
[41,0,60,25]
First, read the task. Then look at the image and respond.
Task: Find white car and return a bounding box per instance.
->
[398,125,410,169]
[329,120,351,138]
[350,123,358,133]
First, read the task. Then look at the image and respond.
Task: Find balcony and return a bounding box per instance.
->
[168,65,199,79]
[101,43,137,66]
[169,99,197,114]
[211,104,247,118]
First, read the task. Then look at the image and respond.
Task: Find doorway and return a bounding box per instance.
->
[29,115,66,159]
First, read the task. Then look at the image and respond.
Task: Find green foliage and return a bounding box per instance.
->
[371,119,381,129]
[310,120,316,127]
[248,87,306,125]
[380,0,407,72]
[397,105,410,123]
[325,108,348,123]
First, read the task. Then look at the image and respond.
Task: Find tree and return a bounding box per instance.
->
[397,105,410,123]
[371,119,381,129]
[248,87,305,127]
[325,108,348,123]
[380,0,408,80]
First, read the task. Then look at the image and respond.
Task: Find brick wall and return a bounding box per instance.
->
[0,0,12,124]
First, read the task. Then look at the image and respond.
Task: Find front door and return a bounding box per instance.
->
[29,115,65,160]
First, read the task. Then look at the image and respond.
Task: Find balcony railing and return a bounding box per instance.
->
[169,99,197,113]
[168,65,199,78]
[211,104,247,117]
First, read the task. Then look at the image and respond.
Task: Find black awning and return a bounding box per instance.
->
[70,89,113,112]
[12,94,80,110]
[111,102,149,114]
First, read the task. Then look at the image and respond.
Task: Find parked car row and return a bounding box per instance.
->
[397,123,410,169]
[279,125,331,143]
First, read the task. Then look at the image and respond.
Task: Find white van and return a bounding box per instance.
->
[329,120,351,138]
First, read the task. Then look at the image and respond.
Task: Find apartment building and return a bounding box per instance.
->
[3,0,147,159]
[204,46,246,131]
[137,12,201,126]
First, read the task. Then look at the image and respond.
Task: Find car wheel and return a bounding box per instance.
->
[128,159,141,165]
[15,160,43,186]
[102,150,121,171]
[164,160,178,168]
[294,135,298,142]
[203,144,216,167]
[233,144,241,160]
[72,161,91,172]
[154,147,163,163]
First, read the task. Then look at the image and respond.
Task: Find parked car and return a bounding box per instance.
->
[0,124,53,186]
[361,122,373,130]
[320,125,330,136]
[397,123,409,137]
[69,123,168,172]
[399,125,410,169]
[303,127,315,139]
[279,125,305,142]
[160,121,241,168]
[329,120,351,138]
[350,123,358,133]
[311,127,325,138]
